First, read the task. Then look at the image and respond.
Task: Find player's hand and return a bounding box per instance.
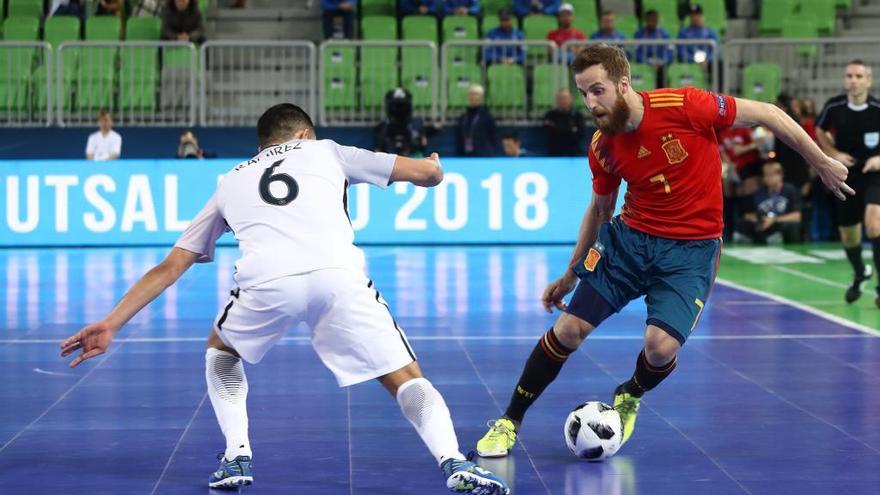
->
[863,156,880,173]
[816,155,855,200]
[60,321,117,368]
[834,151,856,167]
[542,272,578,313]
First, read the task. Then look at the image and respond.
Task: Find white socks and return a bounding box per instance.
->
[396,378,466,465]
[205,348,252,460]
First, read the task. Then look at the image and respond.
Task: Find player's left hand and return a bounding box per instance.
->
[815,155,855,200]
[862,156,880,173]
[60,321,117,368]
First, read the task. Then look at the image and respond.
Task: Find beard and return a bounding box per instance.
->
[595,93,631,136]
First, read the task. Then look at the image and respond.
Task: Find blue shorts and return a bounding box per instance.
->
[567,218,722,345]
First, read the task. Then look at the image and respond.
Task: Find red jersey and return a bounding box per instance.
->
[547,27,585,47]
[588,87,737,240]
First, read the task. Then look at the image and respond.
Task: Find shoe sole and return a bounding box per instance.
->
[446,472,509,494]
[209,476,253,489]
[475,448,509,458]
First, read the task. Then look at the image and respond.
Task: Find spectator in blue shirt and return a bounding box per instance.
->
[677,4,719,64]
[322,0,357,39]
[514,0,560,18]
[590,11,626,41]
[400,0,439,16]
[485,8,525,65]
[634,9,673,87]
[444,0,480,16]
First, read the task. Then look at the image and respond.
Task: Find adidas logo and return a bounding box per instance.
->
[638,146,651,158]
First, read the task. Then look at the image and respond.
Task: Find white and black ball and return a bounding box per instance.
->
[563,401,623,461]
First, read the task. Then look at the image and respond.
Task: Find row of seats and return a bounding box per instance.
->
[1,0,211,18]
[759,0,849,36]
[2,15,163,42]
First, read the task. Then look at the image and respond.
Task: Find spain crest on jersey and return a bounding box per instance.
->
[661,134,688,164]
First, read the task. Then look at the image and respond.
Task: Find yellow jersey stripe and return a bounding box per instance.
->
[649,97,685,102]
[648,93,685,99]
[650,102,685,108]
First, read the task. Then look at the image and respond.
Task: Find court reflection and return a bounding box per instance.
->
[564,456,636,495]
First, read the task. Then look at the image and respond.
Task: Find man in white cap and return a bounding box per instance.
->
[547,3,585,63]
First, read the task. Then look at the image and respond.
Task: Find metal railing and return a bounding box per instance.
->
[723,37,880,105]
[57,41,197,127]
[200,41,316,127]
[0,42,52,127]
[320,40,437,126]
[441,40,559,125]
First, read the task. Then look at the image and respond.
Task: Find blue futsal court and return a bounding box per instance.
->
[1,246,879,495]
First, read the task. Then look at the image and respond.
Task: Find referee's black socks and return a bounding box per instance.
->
[845,244,867,277]
[503,328,575,425]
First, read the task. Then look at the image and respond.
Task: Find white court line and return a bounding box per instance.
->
[347,387,354,495]
[715,278,878,335]
[771,266,850,289]
[150,392,208,495]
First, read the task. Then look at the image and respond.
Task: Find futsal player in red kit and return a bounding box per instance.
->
[476,44,853,457]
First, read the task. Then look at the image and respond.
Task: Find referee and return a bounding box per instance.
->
[816,59,880,306]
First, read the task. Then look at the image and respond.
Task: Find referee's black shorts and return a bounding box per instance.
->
[835,170,880,227]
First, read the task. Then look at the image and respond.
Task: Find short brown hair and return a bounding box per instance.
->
[571,43,630,83]
[847,59,873,76]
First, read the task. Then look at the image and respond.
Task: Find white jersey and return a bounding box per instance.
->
[174,139,396,288]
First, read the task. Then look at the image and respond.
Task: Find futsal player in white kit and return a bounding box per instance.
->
[60,104,510,494]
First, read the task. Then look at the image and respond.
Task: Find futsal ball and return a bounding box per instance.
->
[564,401,623,461]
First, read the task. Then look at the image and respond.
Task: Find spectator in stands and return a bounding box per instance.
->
[444,0,480,16]
[547,3,585,64]
[177,130,205,159]
[502,132,527,157]
[400,0,438,16]
[735,162,803,244]
[95,0,124,16]
[51,0,85,17]
[514,0,560,18]
[484,8,525,65]
[718,125,764,196]
[542,88,586,156]
[322,0,357,39]
[374,88,427,157]
[634,9,673,87]
[86,109,122,161]
[677,4,719,67]
[162,0,206,44]
[590,11,626,41]
[457,84,499,157]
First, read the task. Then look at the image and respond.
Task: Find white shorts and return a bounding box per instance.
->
[213,268,416,387]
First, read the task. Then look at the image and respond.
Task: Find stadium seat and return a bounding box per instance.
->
[446,63,482,110]
[481,15,499,37]
[44,16,81,46]
[85,16,121,40]
[79,17,121,111]
[642,0,679,37]
[0,16,40,110]
[629,62,656,91]
[690,0,726,35]
[444,15,478,65]
[666,63,705,88]
[742,62,781,103]
[481,0,509,16]
[797,0,836,35]
[531,63,559,114]
[6,0,42,18]
[126,17,161,40]
[523,15,556,60]
[360,56,399,110]
[360,0,395,17]
[3,16,38,40]
[487,64,525,113]
[615,14,639,38]
[759,0,796,35]
[834,0,851,8]
[569,0,598,32]
[782,17,819,57]
[119,45,159,111]
[361,15,397,39]
[402,15,438,44]
[402,56,433,110]
[572,14,597,38]
[323,47,357,111]
[38,16,81,112]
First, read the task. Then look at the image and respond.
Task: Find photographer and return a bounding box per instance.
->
[177,130,204,159]
[373,88,427,157]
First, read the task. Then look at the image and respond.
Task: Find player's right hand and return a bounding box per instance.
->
[542,273,578,313]
[60,321,116,368]
[816,155,855,200]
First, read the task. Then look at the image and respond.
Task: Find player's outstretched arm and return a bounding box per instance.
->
[389,152,444,187]
[59,247,199,367]
[542,190,618,313]
[733,98,854,200]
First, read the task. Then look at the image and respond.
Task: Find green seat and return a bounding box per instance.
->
[569,0,598,32]
[782,17,819,57]
[44,16,81,46]
[323,46,357,111]
[78,17,120,111]
[85,16,121,40]
[615,14,639,38]
[323,45,356,77]
[572,15,597,38]
[41,16,81,111]
[531,63,558,113]
[6,0,42,18]
[759,0,796,35]
[3,16,39,40]
[742,62,781,103]
[446,64,482,110]
[481,15,500,37]
[523,15,556,60]
[444,16,478,65]
[797,0,836,35]
[0,76,28,110]
[835,0,851,8]
[402,45,433,72]
[119,46,158,111]
[361,15,396,40]
[0,44,35,110]
[163,46,197,67]
[402,58,433,110]
[642,0,679,37]
[690,0,726,35]
[361,57,398,110]
[402,15,438,44]
[629,62,656,91]
[487,64,525,113]
[666,63,705,88]
[125,16,161,40]
[481,0,510,16]
[361,0,395,17]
